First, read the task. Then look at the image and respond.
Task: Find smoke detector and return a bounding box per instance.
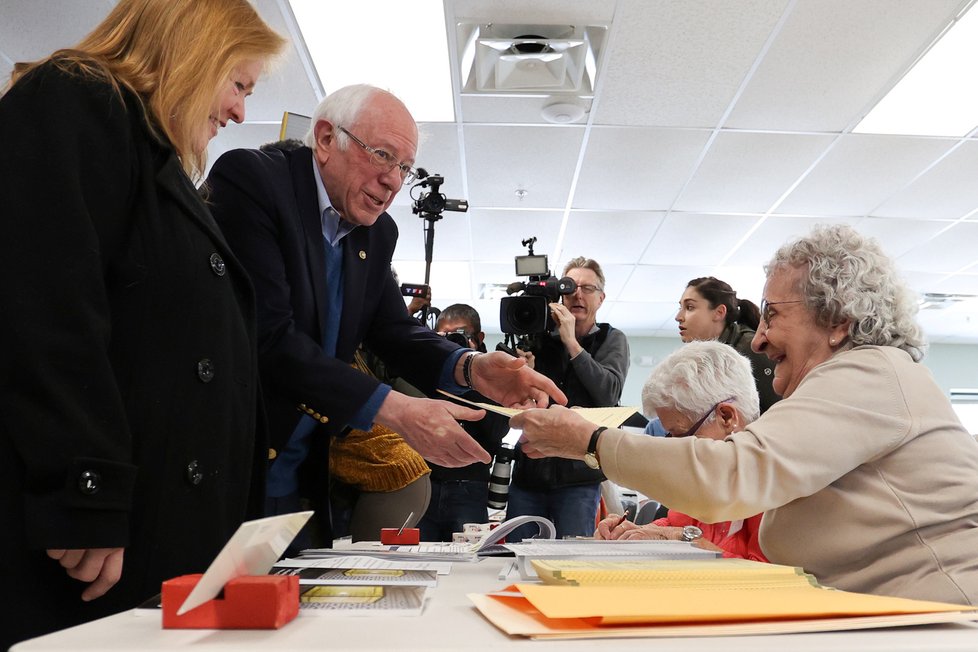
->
[541,102,586,124]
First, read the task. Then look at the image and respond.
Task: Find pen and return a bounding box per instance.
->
[612,509,631,530]
[397,512,414,536]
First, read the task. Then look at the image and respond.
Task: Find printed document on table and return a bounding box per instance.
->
[275,555,452,575]
[298,584,426,616]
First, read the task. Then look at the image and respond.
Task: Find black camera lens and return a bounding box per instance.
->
[444,332,469,348]
[500,295,549,335]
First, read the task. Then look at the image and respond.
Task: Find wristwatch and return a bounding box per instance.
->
[584,426,608,470]
[680,525,703,542]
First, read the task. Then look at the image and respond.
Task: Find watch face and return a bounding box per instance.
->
[681,525,703,542]
[584,453,600,470]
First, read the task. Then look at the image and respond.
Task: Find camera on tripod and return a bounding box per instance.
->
[411,169,468,217]
[498,237,577,350]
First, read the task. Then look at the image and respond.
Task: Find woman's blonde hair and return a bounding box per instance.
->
[10,0,286,179]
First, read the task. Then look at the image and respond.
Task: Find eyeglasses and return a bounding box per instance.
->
[666,397,734,438]
[338,126,418,184]
[576,284,603,295]
[760,299,803,323]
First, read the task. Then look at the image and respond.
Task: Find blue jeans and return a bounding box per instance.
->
[418,478,490,542]
[506,483,601,541]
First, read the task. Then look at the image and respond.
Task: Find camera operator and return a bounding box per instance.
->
[507,257,630,541]
[418,305,510,540]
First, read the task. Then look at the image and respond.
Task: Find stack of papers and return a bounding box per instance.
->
[469,558,978,639]
[504,539,720,580]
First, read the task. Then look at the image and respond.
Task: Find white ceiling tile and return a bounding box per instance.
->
[874,141,978,220]
[641,213,760,266]
[897,222,978,274]
[558,211,664,265]
[727,0,963,131]
[777,135,957,216]
[463,125,584,207]
[853,217,954,260]
[460,95,593,124]
[732,215,863,267]
[595,0,790,128]
[675,132,836,213]
[573,127,712,210]
[467,209,565,263]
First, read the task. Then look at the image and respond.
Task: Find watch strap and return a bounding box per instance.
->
[587,426,608,457]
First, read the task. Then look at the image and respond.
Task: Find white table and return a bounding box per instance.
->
[13,557,978,651]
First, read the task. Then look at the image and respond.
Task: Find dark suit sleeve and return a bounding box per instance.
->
[207,149,389,434]
[0,65,138,548]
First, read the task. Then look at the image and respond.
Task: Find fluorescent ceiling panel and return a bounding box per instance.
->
[854,4,978,137]
[289,0,455,122]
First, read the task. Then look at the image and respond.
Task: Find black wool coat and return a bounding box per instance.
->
[0,62,264,647]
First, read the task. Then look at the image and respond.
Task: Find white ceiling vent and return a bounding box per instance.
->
[458,23,606,95]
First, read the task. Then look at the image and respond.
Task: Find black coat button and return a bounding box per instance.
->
[209,252,226,276]
[78,470,101,495]
[197,358,215,383]
[186,460,203,486]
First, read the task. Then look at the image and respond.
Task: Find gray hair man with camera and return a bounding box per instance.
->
[506,256,630,541]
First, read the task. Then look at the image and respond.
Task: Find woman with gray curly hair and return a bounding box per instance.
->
[513,223,978,605]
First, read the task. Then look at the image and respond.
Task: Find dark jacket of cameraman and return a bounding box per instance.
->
[512,323,630,489]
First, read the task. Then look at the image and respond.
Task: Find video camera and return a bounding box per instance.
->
[411,169,468,217]
[405,170,468,328]
[498,237,576,352]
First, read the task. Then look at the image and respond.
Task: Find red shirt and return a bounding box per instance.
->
[653,511,768,562]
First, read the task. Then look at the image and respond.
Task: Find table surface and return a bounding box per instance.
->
[13,557,978,652]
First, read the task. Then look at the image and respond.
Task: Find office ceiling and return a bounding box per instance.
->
[4,0,978,342]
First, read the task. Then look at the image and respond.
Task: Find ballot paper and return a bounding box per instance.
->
[437,389,638,429]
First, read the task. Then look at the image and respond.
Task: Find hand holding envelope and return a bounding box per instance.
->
[438,391,635,461]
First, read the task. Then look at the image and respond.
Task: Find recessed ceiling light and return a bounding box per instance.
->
[288,1,455,122]
[854,5,978,137]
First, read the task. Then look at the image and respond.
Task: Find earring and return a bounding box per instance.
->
[830,338,836,346]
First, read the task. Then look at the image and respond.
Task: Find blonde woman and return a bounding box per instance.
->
[0,0,285,645]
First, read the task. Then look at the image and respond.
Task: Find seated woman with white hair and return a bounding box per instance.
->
[594,341,767,562]
[514,224,978,604]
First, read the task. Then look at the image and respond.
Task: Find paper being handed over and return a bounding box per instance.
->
[437,390,637,429]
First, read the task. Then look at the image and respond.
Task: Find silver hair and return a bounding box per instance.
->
[765,224,927,362]
[563,256,606,289]
[302,84,380,149]
[642,341,760,425]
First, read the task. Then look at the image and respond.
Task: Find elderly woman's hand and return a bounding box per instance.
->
[617,525,684,541]
[594,514,642,540]
[510,405,595,460]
